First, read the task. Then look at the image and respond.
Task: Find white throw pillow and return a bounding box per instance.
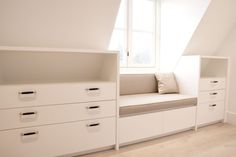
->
[155,73,179,94]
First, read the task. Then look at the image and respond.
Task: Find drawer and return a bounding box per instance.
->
[199,78,226,91]
[0,82,116,109]
[0,101,116,130]
[163,106,196,133]
[197,101,225,125]
[198,90,225,103]
[0,117,115,157]
[119,112,163,144]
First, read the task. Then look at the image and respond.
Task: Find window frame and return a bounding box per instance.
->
[111,0,160,73]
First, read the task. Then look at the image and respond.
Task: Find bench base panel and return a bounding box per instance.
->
[119,106,196,144]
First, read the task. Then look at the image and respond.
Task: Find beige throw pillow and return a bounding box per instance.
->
[155,73,179,94]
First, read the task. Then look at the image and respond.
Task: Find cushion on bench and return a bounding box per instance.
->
[120,93,197,117]
[120,74,158,95]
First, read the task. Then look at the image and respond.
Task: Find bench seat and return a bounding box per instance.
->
[120,93,197,117]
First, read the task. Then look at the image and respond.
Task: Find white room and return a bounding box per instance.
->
[0,0,235,156]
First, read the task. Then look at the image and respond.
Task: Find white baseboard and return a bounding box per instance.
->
[226,112,236,125]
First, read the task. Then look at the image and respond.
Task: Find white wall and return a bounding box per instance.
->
[216,26,236,124]
[0,0,120,50]
[160,0,211,72]
[185,0,236,55]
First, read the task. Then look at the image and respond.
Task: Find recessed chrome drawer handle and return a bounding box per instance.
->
[209,92,218,95]
[209,104,217,107]
[86,88,100,91]
[86,106,100,109]
[21,131,39,137]
[210,81,218,84]
[87,123,100,127]
[18,91,37,95]
[18,90,37,101]
[20,111,37,116]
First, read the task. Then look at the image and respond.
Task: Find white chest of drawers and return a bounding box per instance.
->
[197,77,226,125]
[0,48,119,157]
[174,55,229,129]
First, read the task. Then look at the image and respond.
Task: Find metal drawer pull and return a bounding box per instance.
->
[209,92,218,95]
[21,131,39,137]
[87,106,100,109]
[87,88,100,91]
[19,91,36,95]
[210,81,218,84]
[209,104,217,107]
[20,111,37,116]
[87,123,100,127]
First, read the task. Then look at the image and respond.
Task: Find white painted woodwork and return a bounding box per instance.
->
[199,78,226,91]
[197,101,225,125]
[0,48,118,84]
[0,82,116,109]
[0,48,118,156]
[119,112,163,144]
[174,55,229,128]
[119,107,196,145]
[0,117,116,157]
[0,101,116,131]
[198,90,225,103]
[163,107,196,133]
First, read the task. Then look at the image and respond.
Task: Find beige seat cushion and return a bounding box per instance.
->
[120,93,197,117]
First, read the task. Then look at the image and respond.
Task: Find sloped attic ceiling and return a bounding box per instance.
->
[184,0,236,55]
[0,0,121,50]
[160,0,211,72]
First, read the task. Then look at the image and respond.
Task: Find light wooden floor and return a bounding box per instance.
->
[79,123,236,157]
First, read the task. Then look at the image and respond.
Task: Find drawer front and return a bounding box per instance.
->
[199,78,226,91]
[198,90,225,103]
[0,117,115,157]
[163,106,196,133]
[0,82,116,109]
[197,101,225,125]
[0,101,116,131]
[119,112,163,144]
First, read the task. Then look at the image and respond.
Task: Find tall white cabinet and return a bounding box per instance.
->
[174,55,229,129]
[197,57,229,127]
[0,47,119,157]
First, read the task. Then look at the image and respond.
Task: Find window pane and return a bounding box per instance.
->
[109,29,127,66]
[132,0,155,31]
[130,32,155,66]
[114,0,126,29]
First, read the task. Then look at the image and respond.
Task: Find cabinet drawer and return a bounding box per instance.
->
[0,82,116,109]
[119,112,163,144]
[0,101,116,131]
[0,117,115,157]
[163,106,196,133]
[198,90,225,103]
[197,101,225,125]
[199,78,226,91]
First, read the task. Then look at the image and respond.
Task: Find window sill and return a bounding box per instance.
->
[120,67,158,74]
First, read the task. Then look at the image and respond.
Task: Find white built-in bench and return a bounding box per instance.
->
[119,74,197,146]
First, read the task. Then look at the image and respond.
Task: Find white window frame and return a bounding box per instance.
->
[115,0,160,74]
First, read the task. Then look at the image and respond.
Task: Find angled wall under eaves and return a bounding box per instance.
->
[160,0,211,72]
[184,0,236,55]
[0,0,121,50]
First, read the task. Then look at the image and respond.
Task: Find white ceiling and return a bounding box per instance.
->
[184,0,236,55]
[0,0,121,50]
